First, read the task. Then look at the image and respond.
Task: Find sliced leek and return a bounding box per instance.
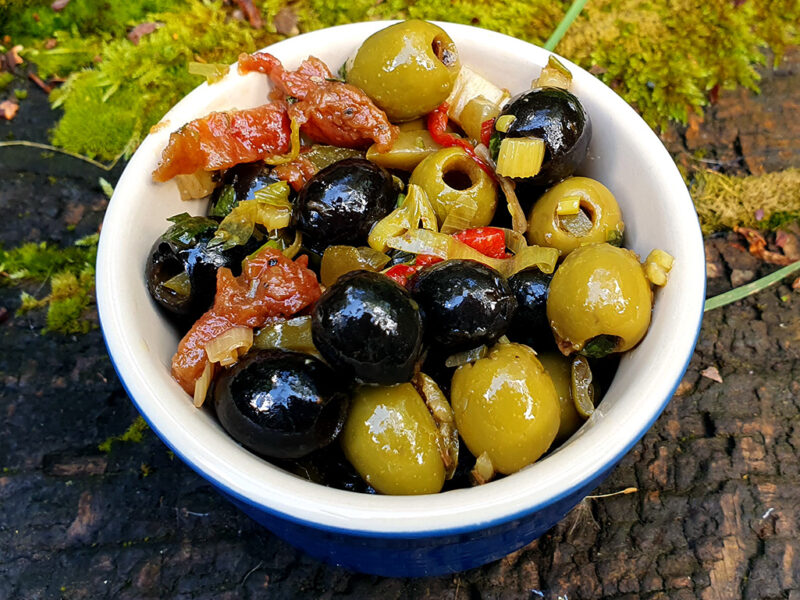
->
[445,65,510,129]
[495,137,545,179]
[459,96,502,141]
[367,184,437,252]
[533,56,573,90]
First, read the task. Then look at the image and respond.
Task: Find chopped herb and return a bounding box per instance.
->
[164,213,218,247]
[489,132,502,161]
[580,335,619,359]
[208,185,238,218]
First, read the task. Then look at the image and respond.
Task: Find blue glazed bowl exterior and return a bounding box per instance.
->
[223,465,615,576]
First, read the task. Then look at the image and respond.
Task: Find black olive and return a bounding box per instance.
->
[213,350,348,459]
[408,259,517,352]
[277,445,377,494]
[296,158,397,253]
[145,217,261,325]
[491,87,591,188]
[207,161,281,218]
[507,267,554,351]
[311,270,423,385]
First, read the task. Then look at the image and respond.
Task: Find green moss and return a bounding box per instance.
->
[47,0,282,160]
[2,233,98,334]
[691,168,800,234]
[0,72,14,90]
[98,416,150,453]
[5,0,798,160]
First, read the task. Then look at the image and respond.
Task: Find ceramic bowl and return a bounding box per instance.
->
[96,21,705,577]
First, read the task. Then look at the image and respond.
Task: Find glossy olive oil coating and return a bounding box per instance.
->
[311,270,424,385]
[213,350,348,459]
[507,267,553,351]
[342,383,445,495]
[409,259,517,352]
[451,343,560,475]
[492,87,591,188]
[547,243,653,355]
[409,147,498,227]
[296,158,397,253]
[346,20,460,122]
[527,176,624,255]
[537,352,585,443]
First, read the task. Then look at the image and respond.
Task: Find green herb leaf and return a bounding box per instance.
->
[208,185,238,218]
[489,132,502,162]
[164,213,218,247]
[580,335,619,359]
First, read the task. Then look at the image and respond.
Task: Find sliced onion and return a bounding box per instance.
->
[175,170,216,201]
[440,197,478,235]
[367,184,437,252]
[263,117,301,166]
[193,360,215,408]
[413,373,458,480]
[471,451,495,485]
[386,229,558,277]
[445,344,488,368]
[205,327,253,367]
[571,355,595,418]
[162,271,191,296]
[282,230,302,259]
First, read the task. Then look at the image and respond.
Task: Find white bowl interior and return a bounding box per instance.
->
[97,21,705,534]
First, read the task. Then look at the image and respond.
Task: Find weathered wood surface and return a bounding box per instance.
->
[1,48,799,600]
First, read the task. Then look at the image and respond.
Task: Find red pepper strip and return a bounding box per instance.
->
[427,103,498,181]
[415,254,444,268]
[480,118,495,148]
[385,264,418,286]
[452,227,509,259]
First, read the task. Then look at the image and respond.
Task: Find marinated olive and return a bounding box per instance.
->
[346,20,460,122]
[342,383,445,495]
[279,445,377,494]
[145,216,260,324]
[296,158,397,253]
[537,352,584,443]
[547,243,653,356]
[451,342,560,474]
[213,350,348,459]
[312,270,424,384]
[491,87,591,187]
[207,161,281,218]
[409,259,517,352]
[409,147,498,227]
[527,177,624,255]
[507,267,553,351]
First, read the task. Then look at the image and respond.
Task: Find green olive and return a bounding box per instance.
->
[409,147,498,227]
[547,243,652,356]
[537,352,584,443]
[346,20,460,122]
[342,383,445,495]
[527,177,624,256]
[451,342,560,475]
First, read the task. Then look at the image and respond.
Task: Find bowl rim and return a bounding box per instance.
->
[96,20,706,538]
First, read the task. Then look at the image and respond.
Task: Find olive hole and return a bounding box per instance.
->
[432,36,456,67]
[442,168,474,191]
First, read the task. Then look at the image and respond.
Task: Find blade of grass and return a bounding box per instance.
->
[543,0,589,52]
[704,260,800,312]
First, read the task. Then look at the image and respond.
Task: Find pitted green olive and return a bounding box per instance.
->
[409,147,498,227]
[346,20,460,122]
[527,177,624,256]
[451,342,560,475]
[341,383,445,495]
[547,243,652,356]
[537,352,584,443]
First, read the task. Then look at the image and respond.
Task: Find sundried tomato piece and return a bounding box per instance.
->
[171,249,321,394]
[239,51,398,152]
[238,52,331,99]
[152,103,291,182]
[271,155,318,191]
[290,83,398,151]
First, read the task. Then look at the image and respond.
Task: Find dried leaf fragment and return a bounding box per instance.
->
[700,366,723,383]
[0,100,19,120]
